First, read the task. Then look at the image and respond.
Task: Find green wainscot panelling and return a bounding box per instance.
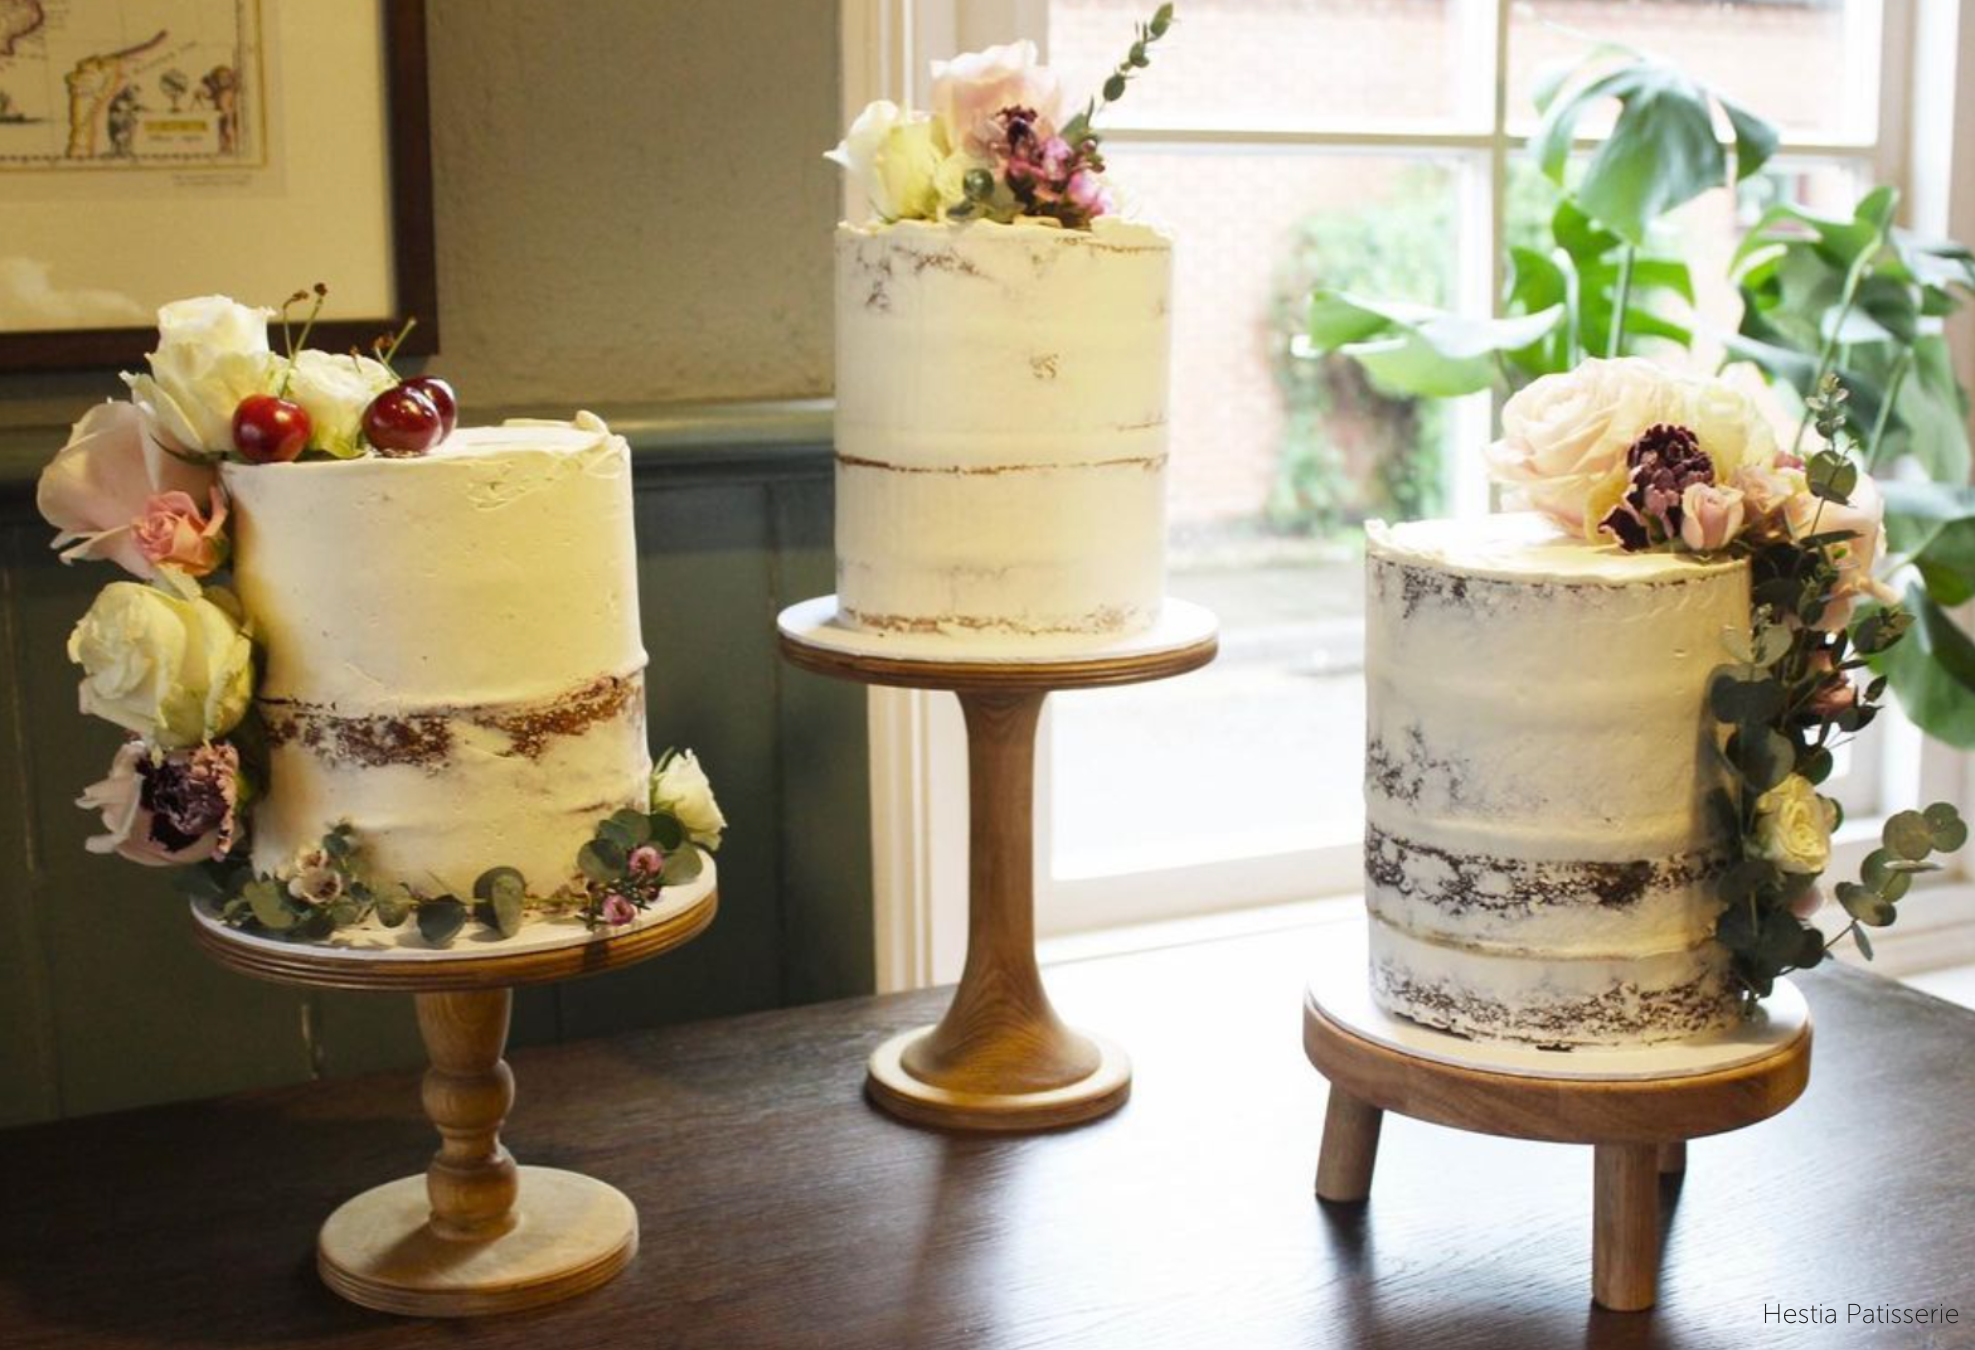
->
[0,402,870,1126]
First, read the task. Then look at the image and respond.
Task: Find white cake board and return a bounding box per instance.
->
[1308,917,1807,1083]
[776,594,1219,665]
[190,858,717,964]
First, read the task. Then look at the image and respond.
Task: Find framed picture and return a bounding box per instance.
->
[0,0,436,370]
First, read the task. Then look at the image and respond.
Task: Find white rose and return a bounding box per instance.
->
[276,350,397,458]
[930,40,1064,157]
[1677,375,1777,486]
[827,101,946,222]
[121,296,275,457]
[1752,775,1836,876]
[650,749,726,850]
[1487,357,1684,538]
[67,580,254,749]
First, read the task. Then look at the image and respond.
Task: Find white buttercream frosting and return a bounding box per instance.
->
[833,217,1172,645]
[1363,512,1749,1046]
[221,419,650,897]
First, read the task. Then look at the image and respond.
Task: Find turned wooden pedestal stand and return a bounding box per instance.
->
[191,865,718,1317]
[1304,927,1811,1312]
[778,595,1217,1131]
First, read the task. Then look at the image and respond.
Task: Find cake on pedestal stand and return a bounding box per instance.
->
[1304,924,1810,1312]
[778,595,1216,1132]
[191,864,717,1317]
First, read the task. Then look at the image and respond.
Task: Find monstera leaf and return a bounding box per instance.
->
[1304,291,1563,398]
[1532,50,1778,246]
[1871,586,1975,750]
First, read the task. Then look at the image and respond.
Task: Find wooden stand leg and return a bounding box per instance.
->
[1315,1089,1383,1203]
[1593,1144,1660,1312]
[867,689,1129,1131]
[419,990,521,1240]
[1657,1141,1687,1175]
[313,987,640,1317]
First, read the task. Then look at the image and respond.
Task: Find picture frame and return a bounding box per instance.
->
[0,0,436,371]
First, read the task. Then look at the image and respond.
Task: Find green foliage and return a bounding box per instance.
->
[1532,50,1776,247]
[1058,3,1175,146]
[1869,586,1975,749]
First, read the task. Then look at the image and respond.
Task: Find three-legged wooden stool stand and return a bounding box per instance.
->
[192,864,718,1316]
[779,595,1216,1131]
[1304,932,1810,1312]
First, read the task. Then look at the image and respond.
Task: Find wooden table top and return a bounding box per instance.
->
[3,925,1971,1349]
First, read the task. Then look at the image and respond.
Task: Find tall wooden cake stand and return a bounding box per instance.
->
[1304,925,1810,1312]
[192,863,718,1318]
[778,595,1217,1131]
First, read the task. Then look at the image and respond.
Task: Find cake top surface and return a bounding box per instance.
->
[219,419,620,478]
[1368,512,1746,586]
[837,215,1171,251]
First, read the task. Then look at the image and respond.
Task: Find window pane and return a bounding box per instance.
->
[1047,0,1490,132]
[1506,0,1876,143]
[1049,150,1464,878]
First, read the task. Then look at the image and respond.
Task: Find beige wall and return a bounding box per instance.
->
[0,0,840,426]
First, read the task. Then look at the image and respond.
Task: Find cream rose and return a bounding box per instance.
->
[275,349,397,458]
[827,101,947,222]
[651,749,726,850]
[67,581,254,749]
[121,296,275,457]
[1752,775,1836,876]
[930,40,1064,157]
[1488,358,1685,538]
[1679,376,1777,486]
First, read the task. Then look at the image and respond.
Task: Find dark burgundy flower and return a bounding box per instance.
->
[1601,423,1713,551]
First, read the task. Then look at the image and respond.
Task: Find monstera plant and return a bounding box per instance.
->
[1304,45,1975,750]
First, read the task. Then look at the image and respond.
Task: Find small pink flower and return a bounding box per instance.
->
[601,893,638,926]
[1065,169,1108,214]
[132,487,229,578]
[1786,470,1894,631]
[77,739,239,866]
[628,844,664,877]
[1678,481,1747,552]
[1802,650,1858,719]
[1790,885,1826,920]
[37,401,217,580]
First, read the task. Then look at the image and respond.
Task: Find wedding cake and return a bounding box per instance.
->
[1362,356,1965,1046]
[1364,513,1748,1046]
[40,294,725,945]
[834,218,1171,643]
[826,32,1177,648]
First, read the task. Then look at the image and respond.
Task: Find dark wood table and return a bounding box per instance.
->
[3,924,1972,1348]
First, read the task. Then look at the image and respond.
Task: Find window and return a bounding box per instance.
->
[847,0,1975,986]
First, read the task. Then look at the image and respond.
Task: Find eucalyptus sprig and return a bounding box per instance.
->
[1059,3,1175,147]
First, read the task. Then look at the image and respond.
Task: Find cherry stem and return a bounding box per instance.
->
[377,316,418,375]
[275,284,329,399]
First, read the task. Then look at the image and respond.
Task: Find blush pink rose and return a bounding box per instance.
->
[1786,470,1896,630]
[132,488,229,578]
[931,41,1065,158]
[37,401,217,580]
[1678,482,1747,552]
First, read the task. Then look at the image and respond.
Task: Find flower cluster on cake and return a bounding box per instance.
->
[824,14,1180,649]
[1363,361,1965,1047]
[37,292,725,946]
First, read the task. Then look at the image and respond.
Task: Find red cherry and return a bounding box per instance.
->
[231,394,312,463]
[401,376,458,438]
[363,386,444,456]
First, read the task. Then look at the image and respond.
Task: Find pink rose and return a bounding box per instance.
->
[1731,457,1807,539]
[37,401,217,580]
[628,844,664,877]
[1786,470,1895,630]
[931,41,1064,158]
[601,893,638,926]
[1802,650,1858,719]
[132,488,229,578]
[1790,885,1826,920]
[77,740,239,867]
[1678,481,1747,552]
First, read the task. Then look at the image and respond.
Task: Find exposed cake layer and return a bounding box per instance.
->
[223,419,651,895]
[1363,513,1750,1044]
[1369,915,1739,1047]
[834,217,1171,643]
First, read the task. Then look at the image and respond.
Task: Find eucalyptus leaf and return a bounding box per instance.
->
[417,898,468,947]
[661,845,704,886]
[1924,802,1968,852]
[1729,727,1795,792]
[578,838,628,883]
[374,885,413,927]
[1853,925,1875,961]
[473,865,526,901]
[246,880,296,932]
[1883,811,1935,861]
[1835,881,1896,927]
[648,812,688,852]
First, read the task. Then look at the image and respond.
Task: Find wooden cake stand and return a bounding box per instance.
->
[191,863,718,1318]
[778,595,1217,1131]
[1303,925,1810,1312]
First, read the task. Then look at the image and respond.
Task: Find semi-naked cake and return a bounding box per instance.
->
[1364,512,1749,1047]
[222,419,651,900]
[833,217,1172,646]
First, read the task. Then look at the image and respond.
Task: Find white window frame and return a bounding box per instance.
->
[847,0,1975,990]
